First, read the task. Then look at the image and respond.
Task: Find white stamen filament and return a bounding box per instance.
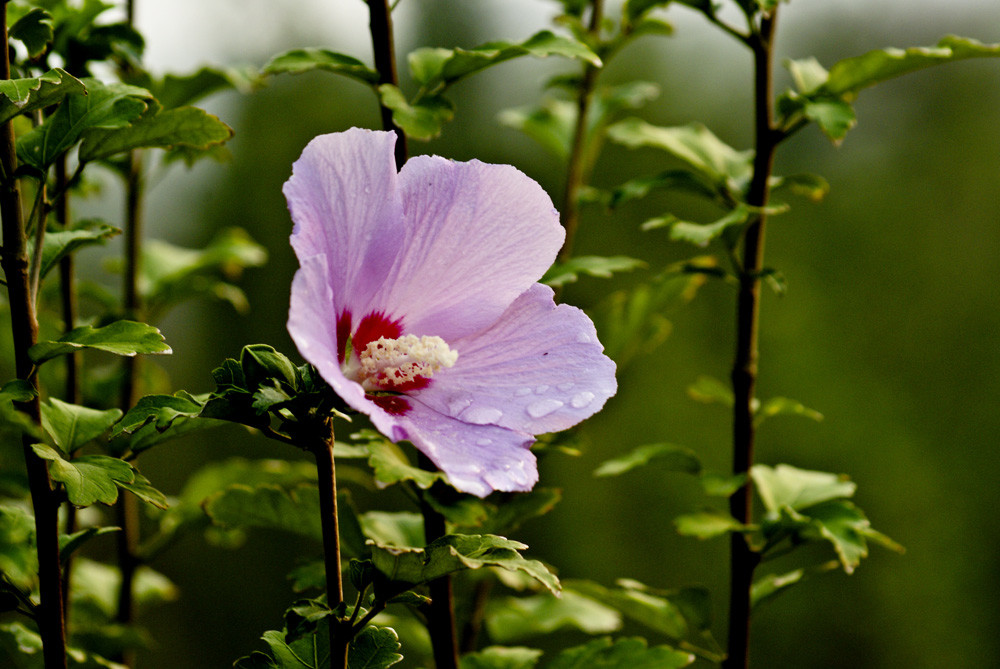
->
[358,334,457,391]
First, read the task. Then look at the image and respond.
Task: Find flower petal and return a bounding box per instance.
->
[417,283,617,435]
[284,128,405,321]
[374,156,564,340]
[393,401,538,498]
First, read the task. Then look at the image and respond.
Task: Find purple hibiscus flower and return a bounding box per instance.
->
[285,128,616,497]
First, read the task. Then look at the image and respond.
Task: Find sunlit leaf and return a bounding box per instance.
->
[40,397,121,452]
[751,464,856,513]
[673,510,746,540]
[542,256,646,287]
[30,320,171,364]
[498,98,576,159]
[755,397,823,426]
[485,591,620,642]
[461,646,543,669]
[31,443,133,507]
[594,443,700,477]
[686,375,733,406]
[364,437,446,490]
[0,68,86,126]
[27,220,120,282]
[370,534,559,598]
[565,580,688,639]
[377,84,454,141]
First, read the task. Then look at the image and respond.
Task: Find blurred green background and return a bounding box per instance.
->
[35,0,1000,666]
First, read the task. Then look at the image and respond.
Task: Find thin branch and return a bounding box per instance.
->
[313,420,348,669]
[723,10,779,669]
[367,0,407,170]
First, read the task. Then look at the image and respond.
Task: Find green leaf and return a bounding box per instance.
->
[608,170,719,208]
[755,397,824,426]
[594,444,700,477]
[141,65,259,109]
[410,30,600,91]
[262,48,380,84]
[700,471,746,497]
[823,35,1000,96]
[0,621,131,669]
[607,118,752,189]
[686,375,733,406]
[797,500,904,574]
[498,98,576,159]
[377,84,454,141]
[803,99,856,142]
[360,511,425,549]
[751,562,839,609]
[60,526,120,566]
[461,646,543,669]
[565,580,689,639]
[487,591,620,642]
[78,103,234,162]
[750,464,856,513]
[40,397,122,452]
[18,79,151,169]
[10,8,54,58]
[0,68,86,126]
[370,534,559,598]
[117,468,169,509]
[0,380,42,441]
[30,320,171,364]
[348,626,403,669]
[785,57,829,95]
[27,220,120,282]
[31,444,133,507]
[364,437,446,490]
[769,172,830,203]
[542,256,646,287]
[545,637,694,669]
[624,0,672,24]
[203,484,323,543]
[673,510,746,540]
[113,390,206,436]
[660,204,752,247]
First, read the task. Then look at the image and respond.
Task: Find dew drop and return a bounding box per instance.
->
[515,387,533,396]
[576,332,592,344]
[527,398,564,419]
[476,438,494,447]
[571,391,595,409]
[534,384,550,394]
[557,382,574,392]
[448,396,473,415]
[462,406,503,424]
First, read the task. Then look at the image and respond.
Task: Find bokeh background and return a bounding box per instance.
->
[26,0,1000,666]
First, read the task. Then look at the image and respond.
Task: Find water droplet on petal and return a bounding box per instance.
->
[448,396,473,415]
[576,332,592,344]
[462,406,503,424]
[571,391,595,409]
[515,387,533,396]
[476,438,494,447]
[527,398,563,419]
[557,382,574,392]
[534,385,550,394]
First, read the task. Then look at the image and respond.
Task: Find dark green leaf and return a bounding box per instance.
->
[0,506,38,591]
[360,511,425,549]
[594,444,700,477]
[486,591,620,642]
[40,397,122,451]
[370,534,559,597]
[117,468,168,509]
[17,79,151,169]
[365,438,446,490]
[751,562,839,609]
[78,103,234,162]
[608,170,719,208]
[27,220,120,282]
[542,256,646,287]
[113,391,206,436]
[498,98,575,159]
[377,85,454,141]
[0,380,42,441]
[263,48,379,84]
[348,626,403,669]
[0,379,36,403]
[673,510,747,540]
[10,8,54,58]
[31,444,133,507]
[151,65,260,108]
[0,68,86,126]
[769,173,830,202]
[797,500,904,573]
[544,637,694,669]
[30,320,171,364]
[203,484,322,542]
[803,99,856,142]
[461,646,543,669]
[700,471,746,497]
[657,204,752,247]
[624,0,672,24]
[750,464,856,513]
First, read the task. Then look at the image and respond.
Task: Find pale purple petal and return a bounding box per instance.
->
[283,128,405,320]
[373,156,564,340]
[394,402,538,497]
[416,283,617,434]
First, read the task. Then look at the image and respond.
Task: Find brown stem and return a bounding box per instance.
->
[557,0,604,265]
[114,148,143,668]
[313,421,348,669]
[367,0,407,170]
[724,11,779,669]
[417,456,459,669]
[0,11,67,668]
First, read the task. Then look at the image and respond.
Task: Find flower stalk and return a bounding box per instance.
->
[0,9,68,668]
[312,420,348,669]
[367,0,406,169]
[724,10,779,669]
